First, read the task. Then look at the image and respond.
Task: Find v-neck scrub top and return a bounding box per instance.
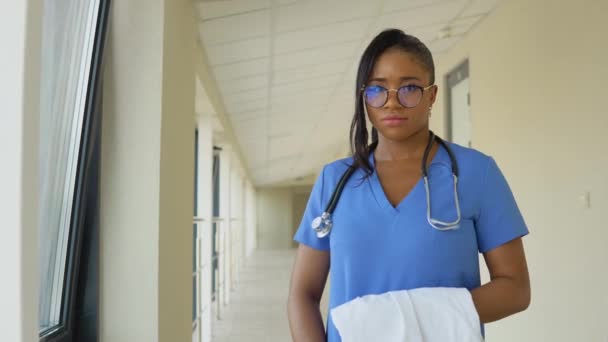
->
[294,142,529,342]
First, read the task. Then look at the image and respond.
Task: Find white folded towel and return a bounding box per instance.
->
[331,287,484,342]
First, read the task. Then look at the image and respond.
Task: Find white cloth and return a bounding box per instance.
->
[331,287,484,342]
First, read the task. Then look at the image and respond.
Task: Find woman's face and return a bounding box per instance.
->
[364,47,437,142]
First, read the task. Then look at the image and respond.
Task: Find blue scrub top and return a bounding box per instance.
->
[293,142,529,342]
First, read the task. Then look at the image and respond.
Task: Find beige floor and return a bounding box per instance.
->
[211,249,297,342]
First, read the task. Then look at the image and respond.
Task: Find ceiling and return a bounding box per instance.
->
[195,0,500,186]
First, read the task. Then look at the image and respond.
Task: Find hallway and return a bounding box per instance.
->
[212,249,296,342]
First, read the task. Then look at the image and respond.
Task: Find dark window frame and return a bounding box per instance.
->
[39,1,111,341]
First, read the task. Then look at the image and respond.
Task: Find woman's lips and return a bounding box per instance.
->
[382,115,408,126]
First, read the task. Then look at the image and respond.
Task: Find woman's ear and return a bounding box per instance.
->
[429,84,438,106]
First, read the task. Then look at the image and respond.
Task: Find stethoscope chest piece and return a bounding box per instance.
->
[311,212,332,238]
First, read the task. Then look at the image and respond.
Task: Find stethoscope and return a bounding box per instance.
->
[311,131,461,238]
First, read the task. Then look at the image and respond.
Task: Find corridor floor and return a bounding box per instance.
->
[211,249,297,342]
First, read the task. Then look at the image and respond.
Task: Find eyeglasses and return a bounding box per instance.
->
[360,84,435,108]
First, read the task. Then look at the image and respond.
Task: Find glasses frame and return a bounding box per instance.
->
[360,84,435,108]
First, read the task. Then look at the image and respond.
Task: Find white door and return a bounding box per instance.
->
[450,77,471,147]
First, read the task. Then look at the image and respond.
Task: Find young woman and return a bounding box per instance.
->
[287,29,530,342]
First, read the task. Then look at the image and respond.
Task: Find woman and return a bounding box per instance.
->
[287,28,530,341]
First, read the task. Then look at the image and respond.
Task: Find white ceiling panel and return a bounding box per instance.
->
[213,58,269,81]
[270,102,326,118]
[205,37,270,66]
[273,59,348,85]
[273,42,358,71]
[220,74,269,93]
[461,0,501,17]
[198,0,271,21]
[270,85,334,104]
[223,87,267,107]
[226,98,268,115]
[276,0,377,33]
[450,15,484,35]
[276,0,299,5]
[428,36,462,54]
[275,18,370,55]
[201,10,270,45]
[196,0,503,186]
[269,118,323,138]
[374,0,468,33]
[383,0,451,13]
[233,117,268,138]
[229,109,267,122]
[408,23,451,43]
[271,74,341,98]
[269,134,302,160]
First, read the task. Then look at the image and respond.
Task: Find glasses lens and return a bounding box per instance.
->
[364,86,387,108]
[398,85,423,108]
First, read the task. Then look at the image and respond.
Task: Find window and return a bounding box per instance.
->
[193,130,200,327]
[211,148,221,302]
[38,0,111,340]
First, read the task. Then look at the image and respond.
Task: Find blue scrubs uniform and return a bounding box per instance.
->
[294,142,529,342]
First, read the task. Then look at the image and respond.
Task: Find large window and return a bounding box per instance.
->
[38,0,110,340]
[212,149,221,302]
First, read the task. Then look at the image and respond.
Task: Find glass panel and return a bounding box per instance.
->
[192,276,197,321]
[38,0,101,332]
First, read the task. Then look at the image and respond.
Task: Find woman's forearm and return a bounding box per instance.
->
[471,276,531,323]
[288,294,326,342]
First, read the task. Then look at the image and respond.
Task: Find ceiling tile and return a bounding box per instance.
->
[274,18,370,54]
[276,0,377,33]
[224,87,268,107]
[271,74,341,98]
[373,0,468,33]
[200,10,270,45]
[269,135,301,160]
[461,0,500,17]
[428,35,461,53]
[213,58,270,81]
[273,59,348,85]
[205,37,270,66]
[270,99,327,116]
[276,0,299,5]
[230,109,268,121]
[273,42,358,71]
[219,74,269,93]
[269,115,316,137]
[233,117,268,138]
[383,0,451,13]
[198,0,271,20]
[449,15,484,35]
[226,98,268,115]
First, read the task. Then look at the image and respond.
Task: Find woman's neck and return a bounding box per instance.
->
[374,128,431,162]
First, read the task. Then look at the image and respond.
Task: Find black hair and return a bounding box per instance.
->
[349,28,435,177]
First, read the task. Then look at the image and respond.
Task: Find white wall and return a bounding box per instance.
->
[245,182,258,257]
[0,1,42,341]
[432,0,608,340]
[100,0,195,341]
[257,187,295,249]
[256,186,312,250]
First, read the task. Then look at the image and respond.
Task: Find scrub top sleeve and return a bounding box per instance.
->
[475,157,529,254]
[293,165,330,251]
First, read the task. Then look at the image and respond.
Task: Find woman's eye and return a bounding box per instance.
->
[401,85,419,91]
